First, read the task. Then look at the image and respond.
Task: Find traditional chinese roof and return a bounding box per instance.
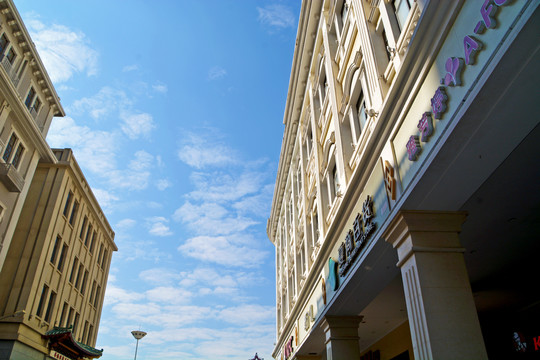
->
[249,353,264,360]
[43,326,103,359]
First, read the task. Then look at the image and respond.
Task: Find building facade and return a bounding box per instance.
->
[0,1,115,359]
[0,0,65,274]
[0,148,117,359]
[268,1,539,359]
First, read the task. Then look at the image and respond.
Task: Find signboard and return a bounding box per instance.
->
[393,0,528,189]
[50,350,73,360]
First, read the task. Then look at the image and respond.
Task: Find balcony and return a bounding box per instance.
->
[0,162,24,192]
[0,54,21,88]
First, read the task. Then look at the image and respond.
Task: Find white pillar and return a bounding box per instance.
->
[383,210,488,360]
[321,316,362,360]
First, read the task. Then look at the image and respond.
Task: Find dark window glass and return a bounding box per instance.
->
[36,285,49,318]
[3,133,17,162]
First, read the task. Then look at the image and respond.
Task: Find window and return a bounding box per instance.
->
[89,280,97,305]
[50,236,61,264]
[67,307,74,327]
[63,192,73,217]
[69,200,79,225]
[69,257,79,283]
[82,321,89,344]
[75,264,84,290]
[0,33,9,54]
[44,291,56,323]
[25,87,36,109]
[94,285,101,307]
[85,225,93,247]
[32,96,41,114]
[11,144,24,168]
[97,243,103,265]
[89,231,97,254]
[341,1,349,24]
[353,90,367,142]
[59,302,68,327]
[332,164,340,199]
[79,216,88,238]
[2,133,18,163]
[36,284,49,318]
[73,313,80,336]
[81,270,89,295]
[382,28,391,61]
[101,249,108,269]
[87,325,94,345]
[57,243,68,272]
[5,47,16,64]
[393,0,412,31]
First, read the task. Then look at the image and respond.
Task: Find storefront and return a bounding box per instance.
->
[270,0,539,359]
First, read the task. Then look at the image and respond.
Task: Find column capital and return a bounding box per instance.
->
[383,210,467,250]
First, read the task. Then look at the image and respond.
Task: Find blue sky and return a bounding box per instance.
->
[14,1,300,358]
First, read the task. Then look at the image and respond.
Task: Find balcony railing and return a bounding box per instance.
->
[0,55,21,87]
[0,162,24,192]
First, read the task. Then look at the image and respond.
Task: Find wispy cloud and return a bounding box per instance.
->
[207,66,227,80]
[146,216,173,237]
[178,234,267,268]
[152,82,168,93]
[257,4,295,29]
[25,15,98,83]
[122,64,139,72]
[120,112,155,139]
[177,132,237,169]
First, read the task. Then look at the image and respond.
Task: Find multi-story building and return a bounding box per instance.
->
[0,148,116,359]
[268,1,539,359]
[0,0,65,274]
[0,1,116,359]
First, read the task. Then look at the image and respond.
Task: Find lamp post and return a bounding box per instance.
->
[131,330,147,360]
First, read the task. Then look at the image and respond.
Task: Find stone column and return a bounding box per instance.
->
[321,316,362,360]
[383,210,488,360]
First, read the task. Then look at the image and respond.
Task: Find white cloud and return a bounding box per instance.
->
[177,133,237,169]
[147,216,173,237]
[152,82,168,93]
[207,66,227,80]
[173,201,257,236]
[177,235,267,267]
[115,218,136,230]
[104,284,145,306]
[156,179,172,191]
[91,188,119,211]
[122,64,139,72]
[70,86,131,120]
[139,268,182,286]
[146,286,193,304]
[47,116,119,174]
[257,4,295,29]
[219,304,274,326]
[120,112,155,139]
[25,16,98,83]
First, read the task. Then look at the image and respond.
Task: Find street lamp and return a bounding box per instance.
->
[131,330,147,360]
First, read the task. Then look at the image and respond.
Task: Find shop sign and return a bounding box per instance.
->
[406,0,510,163]
[283,336,294,359]
[338,195,376,276]
[303,304,316,331]
[50,350,73,360]
[512,331,540,353]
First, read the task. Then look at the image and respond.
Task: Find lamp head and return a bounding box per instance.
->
[131,330,147,340]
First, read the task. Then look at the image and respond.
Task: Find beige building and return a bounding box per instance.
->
[268,1,539,359]
[0,148,117,359]
[0,1,116,359]
[0,0,65,274]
